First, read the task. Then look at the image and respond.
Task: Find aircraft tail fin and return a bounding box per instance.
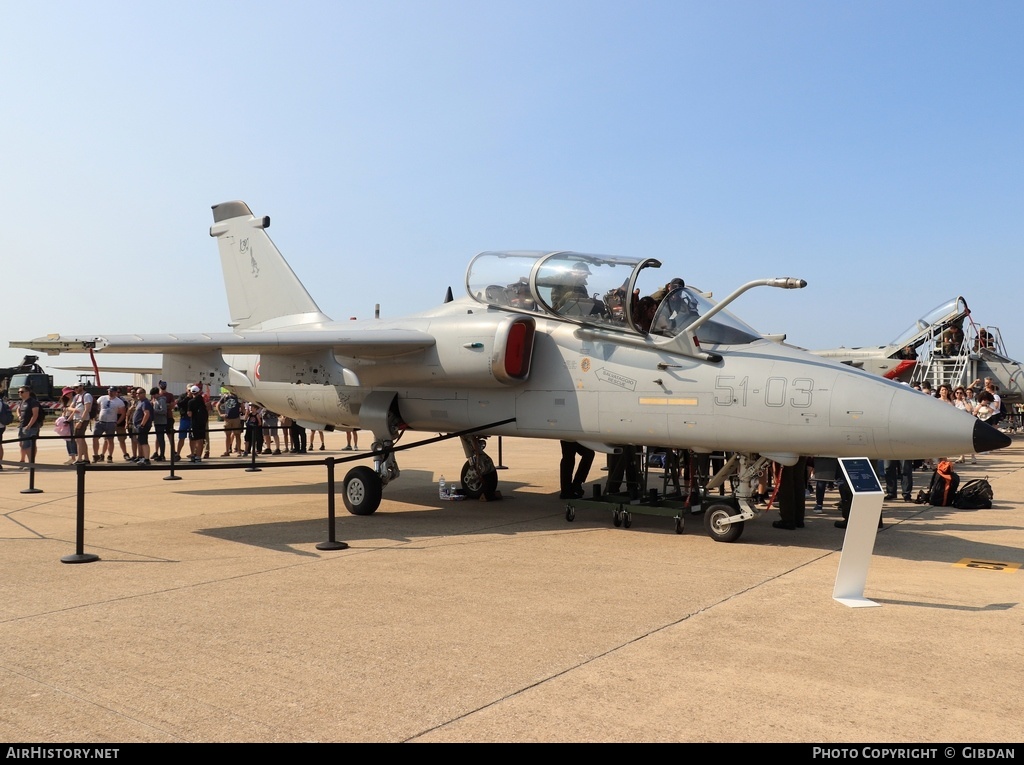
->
[210,201,332,331]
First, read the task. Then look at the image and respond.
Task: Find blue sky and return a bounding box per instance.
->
[2,1,1021,384]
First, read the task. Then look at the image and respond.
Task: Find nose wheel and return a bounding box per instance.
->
[703,502,744,543]
[612,509,632,528]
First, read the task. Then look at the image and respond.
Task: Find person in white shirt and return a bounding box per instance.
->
[93,387,126,463]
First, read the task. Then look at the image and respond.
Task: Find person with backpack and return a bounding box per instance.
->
[218,391,242,456]
[185,385,210,463]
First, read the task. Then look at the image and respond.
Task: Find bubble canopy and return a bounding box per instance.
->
[465,250,762,345]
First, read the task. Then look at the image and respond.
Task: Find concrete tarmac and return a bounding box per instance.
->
[1,432,1021,743]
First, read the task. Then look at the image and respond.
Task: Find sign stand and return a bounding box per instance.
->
[833,457,884,608]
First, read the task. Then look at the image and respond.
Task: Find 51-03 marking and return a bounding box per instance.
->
[714,375,814,408]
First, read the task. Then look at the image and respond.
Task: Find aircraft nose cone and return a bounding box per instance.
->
[973,419,1011,453]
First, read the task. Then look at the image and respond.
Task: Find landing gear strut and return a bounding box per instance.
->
[341,437,398,516]
[341,391,403,516]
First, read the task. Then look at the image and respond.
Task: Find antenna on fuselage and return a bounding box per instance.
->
[444,287,454,303]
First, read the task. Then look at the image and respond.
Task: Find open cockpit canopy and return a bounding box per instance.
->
[888,296,970,353]
[466,250,762,346]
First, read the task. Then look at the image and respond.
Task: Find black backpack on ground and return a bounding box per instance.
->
[926,468,960,507]
[953,478,994,509]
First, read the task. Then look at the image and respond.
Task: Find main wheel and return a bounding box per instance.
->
[461,460,498,499]
[565,504,575,522]
[703,502,744,543]
[343,466,383,516]
[674,516,684,535]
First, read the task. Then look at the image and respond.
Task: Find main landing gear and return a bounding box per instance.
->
[459,435,499,499]
[340,391,403,516]
[343,466,383,516]
[341,436,398,516]
[340,433,501,514]
[339,389,503,515]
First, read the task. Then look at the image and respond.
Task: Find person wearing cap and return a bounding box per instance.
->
[93,386,126,463]
[52,388,78,465]
[174,389,192,461]
[186,385,210,462]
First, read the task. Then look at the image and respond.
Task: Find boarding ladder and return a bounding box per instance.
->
[912,322,1006,390]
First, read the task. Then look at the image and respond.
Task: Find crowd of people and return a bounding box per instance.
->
[0,381,361,468]
[911,376,1008,434]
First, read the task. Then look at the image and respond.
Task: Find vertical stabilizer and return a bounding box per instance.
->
[210,201,332,331]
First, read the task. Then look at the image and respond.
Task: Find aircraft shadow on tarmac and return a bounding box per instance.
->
[188,473,1023,576]
[193,488,575,557]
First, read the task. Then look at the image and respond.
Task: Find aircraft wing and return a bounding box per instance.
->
[54,364,163,374]
[11,330,436,359]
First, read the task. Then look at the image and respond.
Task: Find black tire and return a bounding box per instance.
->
[613,509,622,527]
[623,511,632,529]
[343,466,382,516]
[461,460,498,499]
[703,502,744,543]
[674,516,684,535]
[565,505,575,522]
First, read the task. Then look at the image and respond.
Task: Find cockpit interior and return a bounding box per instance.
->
[466,250,762,346]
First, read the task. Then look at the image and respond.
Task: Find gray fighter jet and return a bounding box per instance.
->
[13,201,1010,540]
[813,296,1023,403]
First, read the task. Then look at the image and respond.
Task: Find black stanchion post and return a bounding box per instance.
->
[245,426,261,472]
[317,457,348,551]
[62,461,99,564]
[164,428,182,481]
[495,435,507,470]
[21,435,42,494]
